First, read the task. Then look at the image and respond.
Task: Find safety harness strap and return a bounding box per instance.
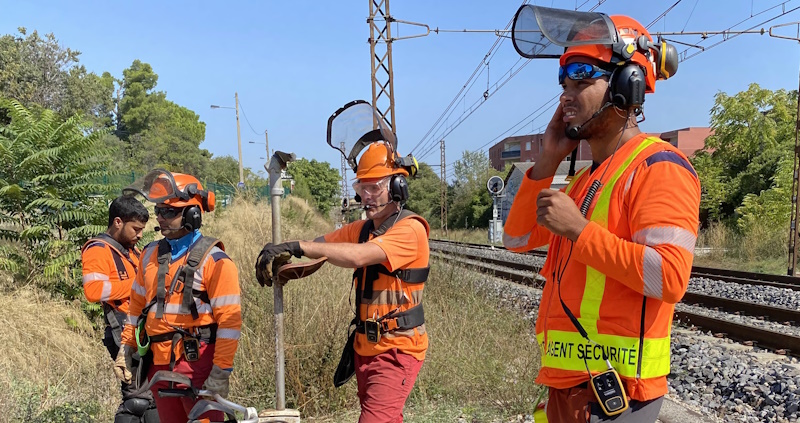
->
[352,209,427,334]
[154,239,171,319]
[103,302,126,347]
[92,233,139,278]
[178,236,222,320]
[375,265,429,283]
[147,324,218,344]
[355,303,425,334]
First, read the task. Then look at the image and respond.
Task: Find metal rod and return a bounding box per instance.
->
[267,152,292,410]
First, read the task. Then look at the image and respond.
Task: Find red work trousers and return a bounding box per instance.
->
[355,349,424,423]
[147,342,224,423]
[546,384,663,423]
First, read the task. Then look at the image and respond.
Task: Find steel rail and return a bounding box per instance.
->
[432,244,800,357]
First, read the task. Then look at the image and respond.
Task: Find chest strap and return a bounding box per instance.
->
[147,324,217,344]
[355,303,425,334]
[352,209,427,332]
[153,236,222,320]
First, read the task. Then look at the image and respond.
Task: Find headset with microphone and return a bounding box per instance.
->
[154,205,203,233]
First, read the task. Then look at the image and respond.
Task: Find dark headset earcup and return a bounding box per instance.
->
[657,41,678,79]
[609,65,645,111]
[182,205,202,231]
[389,175,409,203]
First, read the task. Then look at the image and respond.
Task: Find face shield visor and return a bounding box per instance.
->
[327,100,397,172]
[122,169,214,212]
[123,169,185,203]
[511,5,618,59]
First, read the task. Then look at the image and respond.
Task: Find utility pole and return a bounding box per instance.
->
[440,139,447,233]
[368,0,396,132]
[367,0,429,132]
[265,130,270,159]
[788,67,800,275]
[235,92,244,186]
[768,23,800,275]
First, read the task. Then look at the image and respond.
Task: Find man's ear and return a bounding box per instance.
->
[113,216,124,229]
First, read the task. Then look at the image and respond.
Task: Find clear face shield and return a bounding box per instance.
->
[123,168,214,212]
[123,169,187,204]
[511,5,618,59]
[326,100,397,172]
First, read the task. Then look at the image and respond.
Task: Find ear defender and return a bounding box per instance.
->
[609,64,646,112]
[394,154,419,178]
[388,175,409,203]
[182,205,203,231]
[655,40,678,80]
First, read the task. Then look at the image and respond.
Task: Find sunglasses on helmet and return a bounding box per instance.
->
[558,62,612,85]
[154,206,185,219]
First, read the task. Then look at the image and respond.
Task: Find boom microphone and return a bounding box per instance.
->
[363,200,393,210]
[154,226,184,233]
[565,101,613,140]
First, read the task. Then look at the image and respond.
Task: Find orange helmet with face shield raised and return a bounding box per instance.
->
[355,142,409,180]
[560,15,660,93]
[125,169,215,212]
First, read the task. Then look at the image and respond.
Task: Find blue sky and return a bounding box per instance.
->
[3,0,800,180]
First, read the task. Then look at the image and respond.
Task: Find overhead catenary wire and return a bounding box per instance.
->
[237,99,265,136]
[681,0,701,32]
[415,0,612,162]
[409,0,527,158]
[430,0,800,182]
[668,1,800,62]
[434,0,685,170]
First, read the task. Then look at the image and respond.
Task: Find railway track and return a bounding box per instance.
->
[430,239,800,357]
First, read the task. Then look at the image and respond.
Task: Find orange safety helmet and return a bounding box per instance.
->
[560,15,659,93]
[124,169,215,212]
[355,142,409,180]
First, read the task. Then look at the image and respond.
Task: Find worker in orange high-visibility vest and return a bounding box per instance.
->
[505,6,700,423]
[117,169,242,423]
[256,138,429,423]
[82,195,158,423]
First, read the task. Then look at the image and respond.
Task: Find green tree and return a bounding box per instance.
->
[206,155,241,185]
[692,83,796,226]
[287,158,340,215]
[116,60,209,175]
[447,151,505,229]
[0,28,113,125]
[0,99,113,297]
[406,162,444,227]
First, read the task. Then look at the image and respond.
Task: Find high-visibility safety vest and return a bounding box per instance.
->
[120,235,242,370]
[81,234,140,346]
[324,209,431,361]
[503,134,700,401]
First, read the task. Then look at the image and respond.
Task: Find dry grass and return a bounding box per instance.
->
[205,196,543,418]
[0,290,117,422]
[430,228,492,245]
[0,195,544,421]
[694,221,788,274]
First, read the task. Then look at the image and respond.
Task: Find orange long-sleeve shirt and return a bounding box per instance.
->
[81,236,140,315]
[120,236,242,369]
[503,134,700,400]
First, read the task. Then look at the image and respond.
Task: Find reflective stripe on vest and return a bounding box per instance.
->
[541,136,671,379]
